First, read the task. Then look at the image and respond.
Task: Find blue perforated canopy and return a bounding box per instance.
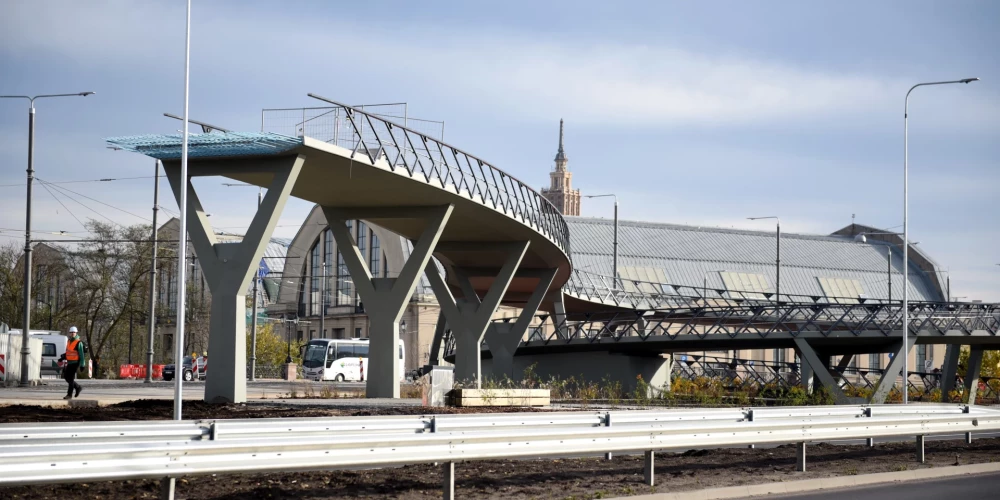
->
[106,132,302,159]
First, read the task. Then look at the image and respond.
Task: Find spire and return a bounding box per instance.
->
[554,118,568,167]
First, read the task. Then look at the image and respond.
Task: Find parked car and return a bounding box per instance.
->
[162,356,207,382]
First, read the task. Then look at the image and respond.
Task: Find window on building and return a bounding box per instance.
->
[869,352,881,370]
[355,327,362,338]
[324,228,333,312]
[334,328,345,339]
[370,231,381,277]
[719,272,771,300]
[817,277,866,304]
[618,266,671,295]
[310,242,321,316]
[916,345,928,373]
[309,330,316,340]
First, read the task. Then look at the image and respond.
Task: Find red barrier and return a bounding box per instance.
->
[119,365,131,379]
[152,364,164,380]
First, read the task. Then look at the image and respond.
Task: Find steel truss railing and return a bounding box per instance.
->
[261,98,571,258]
[521,301,1000,344]
[669,354,1000,402]
[1,405,996,488]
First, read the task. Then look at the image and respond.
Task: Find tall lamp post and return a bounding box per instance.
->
[854,231,906,304]
[903,77,978,404]
[585,194,618,287]
[748,217,780,302]
[0,91,95,385]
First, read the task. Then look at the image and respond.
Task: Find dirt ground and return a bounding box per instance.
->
[2,401,999,500]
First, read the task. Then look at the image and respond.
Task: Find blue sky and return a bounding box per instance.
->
[1,0,997,300]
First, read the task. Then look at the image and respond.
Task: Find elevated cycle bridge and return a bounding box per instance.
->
[109,96,573,402]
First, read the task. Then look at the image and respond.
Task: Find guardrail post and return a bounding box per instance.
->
[966,432,973,444]
[160,477,175,500]
[442,461,455,500]
[866,437,874,448]
[916,435,925,463]
[604,412,613,460]
[796,442,806,472]
[643,450,655,486]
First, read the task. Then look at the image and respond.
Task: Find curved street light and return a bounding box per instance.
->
[902,77,979,404]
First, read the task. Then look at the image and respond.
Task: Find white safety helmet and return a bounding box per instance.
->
[68,326,78,334]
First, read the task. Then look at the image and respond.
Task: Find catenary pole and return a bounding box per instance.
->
[144,160,160,383]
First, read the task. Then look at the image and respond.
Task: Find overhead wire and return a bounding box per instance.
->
[36,179,88,230]
[39,178,152,223]
[0,175,164,188]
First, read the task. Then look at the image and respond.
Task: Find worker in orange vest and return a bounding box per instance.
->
[63,326,85,400]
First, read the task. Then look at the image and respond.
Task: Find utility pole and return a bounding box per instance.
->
[320,260,326,339]
[144,160,160,383]
[249,188,261,381]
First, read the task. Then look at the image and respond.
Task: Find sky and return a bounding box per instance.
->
[1,0,997,300]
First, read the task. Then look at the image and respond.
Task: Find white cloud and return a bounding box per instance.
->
[7,1,992,130]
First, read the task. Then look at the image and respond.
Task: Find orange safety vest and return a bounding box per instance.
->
[66,339,81,362]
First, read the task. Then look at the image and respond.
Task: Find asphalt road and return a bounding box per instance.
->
[767,472,1000,499]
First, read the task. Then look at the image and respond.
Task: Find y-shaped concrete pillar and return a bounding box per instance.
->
[870,341,912,404]
[163,154,304,403]
[940,344,960,402]
[483,268,557,381]
[427,311,449,367]
[964,346,984,405]
[793,338,849,404]
[424,242,530,387]
[323,205,453,398]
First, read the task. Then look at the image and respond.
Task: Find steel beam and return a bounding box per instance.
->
[323,204,453,398]
[941,344,960,402]
[425,243,529,387]
[163,154,304,404]
[869,341,912,404]
[792,338,849,404]
[483,268,557,381]
[643,450,655,486]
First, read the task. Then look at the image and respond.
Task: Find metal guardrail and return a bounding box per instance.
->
[1,405,997,489]
[260,97,572,259]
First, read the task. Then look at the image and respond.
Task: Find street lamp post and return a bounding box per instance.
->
[585,194,618,287]
[0,91,95,385]
[903,77,979,404]
[748,217,780,302]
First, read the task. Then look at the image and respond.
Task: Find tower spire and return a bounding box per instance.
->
[554,118,567,167]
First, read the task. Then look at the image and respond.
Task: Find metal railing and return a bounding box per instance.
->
[261,96,571,258]
[1,405,996,489]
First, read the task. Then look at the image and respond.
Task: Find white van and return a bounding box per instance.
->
[30,333,67,376]
[301,338,405,382]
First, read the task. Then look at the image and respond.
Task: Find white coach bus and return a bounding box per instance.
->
[301,338,405,382]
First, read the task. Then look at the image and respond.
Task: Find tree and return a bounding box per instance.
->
[247,320,303,367]
[958,347,1000,379]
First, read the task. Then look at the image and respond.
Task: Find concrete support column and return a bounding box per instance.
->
[916,435,925,463]
[323,205,454,398]
[550,293,568,340]
[800,356,814,394]
[869,341,912,405]
[796,442,807,472]
[964,346,984,405]
[643,450,655,486]
[483,269,557,381]
[424,243,530,387]
[427,311,448,367]
[941,344,961,402]
[793,338,849,404]
[163,154,304,404]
